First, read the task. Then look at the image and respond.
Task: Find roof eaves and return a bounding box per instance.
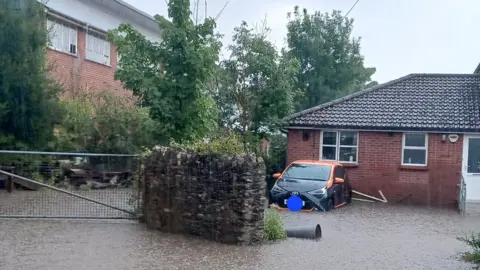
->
[45,7,107,34]
[113,0,156,22]
[284,73,418,122]
[287,124,480,133]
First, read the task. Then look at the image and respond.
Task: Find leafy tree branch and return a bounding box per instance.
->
[108,0,222,143]
[215,21,300,150]
[286,6,377,111]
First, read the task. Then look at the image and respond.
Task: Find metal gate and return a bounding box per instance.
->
[0,150,143,219]
[458,174,466,215]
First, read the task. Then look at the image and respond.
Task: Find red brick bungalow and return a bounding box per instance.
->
[284,73,480,209]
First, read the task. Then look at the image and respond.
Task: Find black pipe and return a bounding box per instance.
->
[285,224,322,240]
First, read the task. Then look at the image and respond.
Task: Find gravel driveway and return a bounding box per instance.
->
[0,202,478,270]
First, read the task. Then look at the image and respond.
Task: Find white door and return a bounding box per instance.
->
[462,135,480,201]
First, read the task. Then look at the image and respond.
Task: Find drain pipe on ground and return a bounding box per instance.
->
[285,224,322,241]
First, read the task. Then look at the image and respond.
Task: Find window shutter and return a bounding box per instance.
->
[46,19,77,55]
[86,33,111,66]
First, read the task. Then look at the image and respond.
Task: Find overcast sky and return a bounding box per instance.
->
[124,0,480,84]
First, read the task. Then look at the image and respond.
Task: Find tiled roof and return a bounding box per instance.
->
[286,74,480,132]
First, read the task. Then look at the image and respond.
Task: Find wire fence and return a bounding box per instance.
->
[0,150,143,219]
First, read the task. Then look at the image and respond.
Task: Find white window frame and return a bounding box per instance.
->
[85,32,111,66]
[46,19,78,56]
[401,133,428,166]
[320,130,359,163]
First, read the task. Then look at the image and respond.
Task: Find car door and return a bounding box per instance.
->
[332,165,346,205]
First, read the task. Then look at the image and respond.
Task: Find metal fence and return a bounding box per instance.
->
[0,150,143,219]
[458,174,466,215]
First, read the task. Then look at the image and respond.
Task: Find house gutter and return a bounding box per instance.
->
[286,125,479,134]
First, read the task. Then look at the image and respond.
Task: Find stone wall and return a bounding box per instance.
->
[143,146,267,245]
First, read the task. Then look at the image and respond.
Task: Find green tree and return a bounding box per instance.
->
[108,0,222,143]
[286,6,377,111]
[55,91,158,154]
[216,21,299,149]
[0,0,62,150]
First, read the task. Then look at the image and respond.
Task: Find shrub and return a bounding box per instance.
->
[263,134,287,201]
[263,208,286,241]
[264,134,287,173]
[457,232,480,266]
[55,91,158,154]
[171,131,245,156]
[31,171,55,186]
[0,152,62,185]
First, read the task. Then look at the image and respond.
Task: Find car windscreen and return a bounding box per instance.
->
[282,164,331,181]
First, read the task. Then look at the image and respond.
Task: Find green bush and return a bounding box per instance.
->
[263,208,287,241]
[457,232,480,266]
[31,171,55,186]
[55,91,158,154]
[264,134,287,199]
[0,153,62,185]
[264,134,287,173]
[171,131,245,156]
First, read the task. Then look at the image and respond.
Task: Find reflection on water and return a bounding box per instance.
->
[0,202,479,270]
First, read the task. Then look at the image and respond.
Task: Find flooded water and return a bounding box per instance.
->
[0,202,478,270]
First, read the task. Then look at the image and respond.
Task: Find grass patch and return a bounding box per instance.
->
[457,232,480,268]
[263,208,286,241]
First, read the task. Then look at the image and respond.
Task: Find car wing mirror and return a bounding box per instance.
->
[272,173,281,179]
[334,177,344,183]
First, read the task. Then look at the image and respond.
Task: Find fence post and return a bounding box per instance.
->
[6,175,13,193]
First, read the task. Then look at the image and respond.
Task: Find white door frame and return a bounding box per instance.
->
[462,135,480,202]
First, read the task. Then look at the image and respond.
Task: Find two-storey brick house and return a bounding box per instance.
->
[43,0,161,95]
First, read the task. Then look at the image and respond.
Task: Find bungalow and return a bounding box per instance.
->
[284,69,480,213]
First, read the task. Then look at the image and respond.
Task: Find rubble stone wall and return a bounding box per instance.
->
[143,146,267,245]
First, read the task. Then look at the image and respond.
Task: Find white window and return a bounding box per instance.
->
[321,131,358,163]
[86,32,111,66]
[47,19,77,55]
[402,133,428,166]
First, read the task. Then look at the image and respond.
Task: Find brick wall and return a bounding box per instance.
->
[287,129,321,162]
[46,29,129,97]
[286,129,463,208]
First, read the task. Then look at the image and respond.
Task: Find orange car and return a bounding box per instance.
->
[270,160,352,212]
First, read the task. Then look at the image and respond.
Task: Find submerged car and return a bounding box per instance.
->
[270,160,352,212]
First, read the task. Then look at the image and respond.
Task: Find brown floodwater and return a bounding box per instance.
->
[0,202,479,270]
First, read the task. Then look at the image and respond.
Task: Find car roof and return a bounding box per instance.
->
[291,160,341,166]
